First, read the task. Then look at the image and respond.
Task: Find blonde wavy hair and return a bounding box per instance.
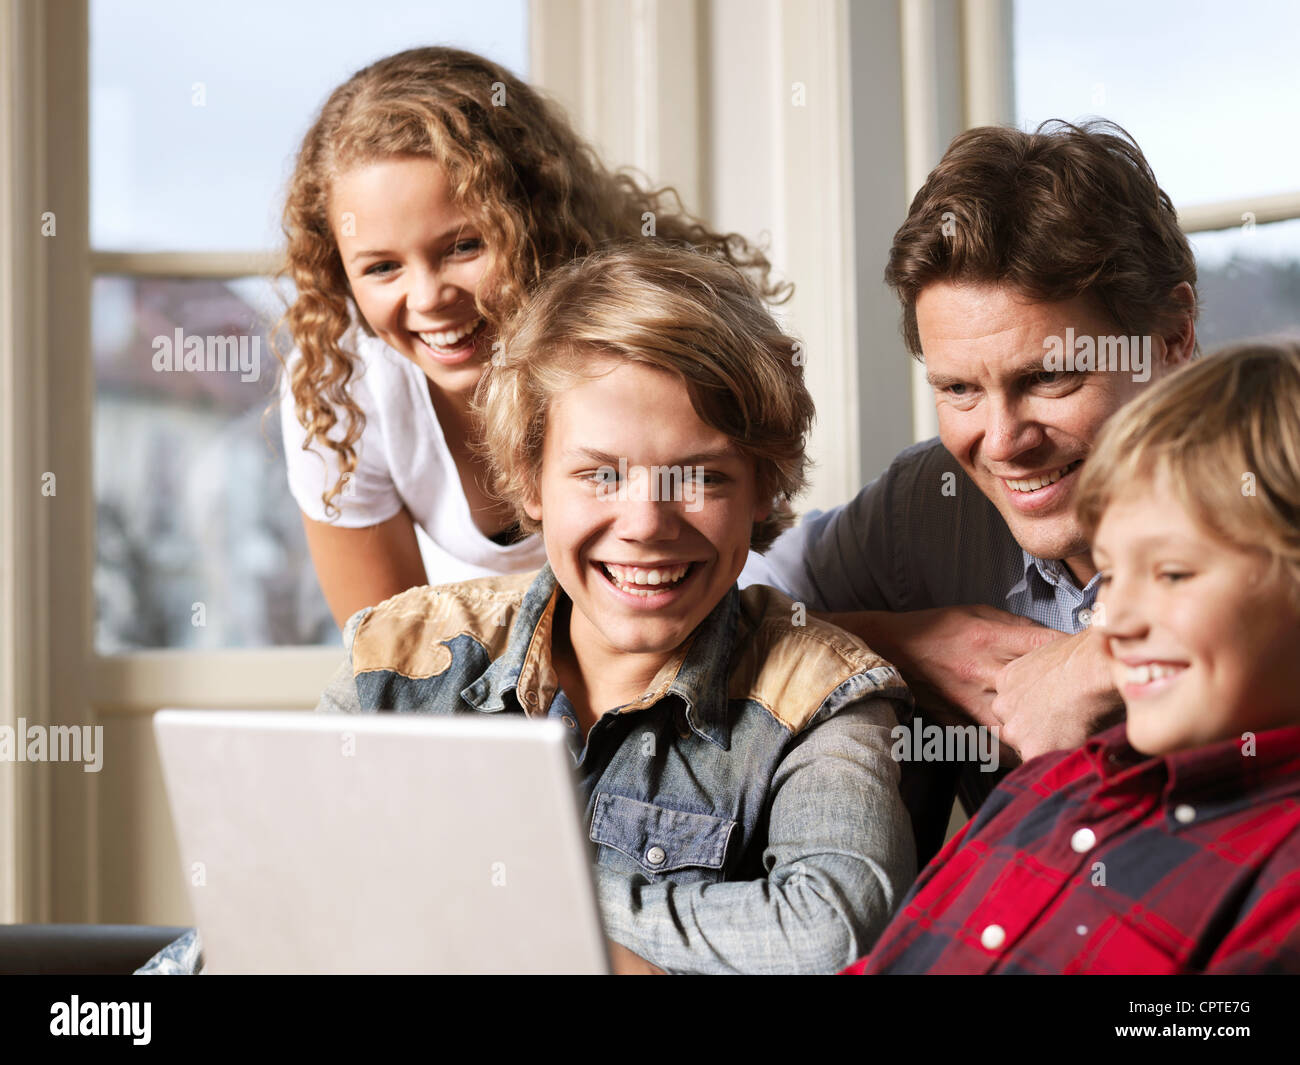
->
[273,46,790,519]
[1075,337,1300,607]
[474,241,815,553]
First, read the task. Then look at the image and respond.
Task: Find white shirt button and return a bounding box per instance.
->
[1076,925,1088,936]
[980,924,1006,951]
[1070,827,1097,853]
[1174,804,1196,824]
[1078,608,1093,627]
[646,846,666,866]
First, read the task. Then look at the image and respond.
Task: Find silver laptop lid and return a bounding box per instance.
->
[154,710,609,974]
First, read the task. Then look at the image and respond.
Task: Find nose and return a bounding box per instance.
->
[982,394,1044,464]
[1093,574,1146,642]
[407,263,460,316]
[612,467,684,543]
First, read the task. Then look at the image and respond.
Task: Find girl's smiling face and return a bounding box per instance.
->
[330,155,492,396]
[1092,475,1300,756]
[524,357,770,664]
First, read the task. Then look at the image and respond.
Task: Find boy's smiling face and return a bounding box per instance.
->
[524,357,770,661]
[1092,475,1300,755]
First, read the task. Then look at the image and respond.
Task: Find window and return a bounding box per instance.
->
[1013,0,1300,350]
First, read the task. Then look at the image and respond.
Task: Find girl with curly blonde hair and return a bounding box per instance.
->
[275,45,787,628]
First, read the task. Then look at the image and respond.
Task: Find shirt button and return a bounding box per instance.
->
[646,846,666,867]
[1174,803,1196,824]
[1078,608,1093,627]
[1076,925,1088,936]
[1070,827,1097,853]
[522,690,537,706]
[561,715,577,729]
[980,924,1006,951]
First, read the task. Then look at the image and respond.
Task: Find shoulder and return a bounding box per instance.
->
[729,583,910,733]
[280,331,412,407]
[886,436,960,479]
[348,571,539,677]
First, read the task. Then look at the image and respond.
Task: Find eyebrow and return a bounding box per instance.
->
[346,221,477,265]
[1097,533,1206,557]
[566,447,740,466]
[925,359,1068,389]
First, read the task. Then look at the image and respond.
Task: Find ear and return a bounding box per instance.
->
[523,490,542,524]
[1159,282,1198,368]
[753,494,774,524]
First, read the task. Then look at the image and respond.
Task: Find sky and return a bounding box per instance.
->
[90,0,529,251]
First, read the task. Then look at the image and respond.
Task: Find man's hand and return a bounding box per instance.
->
[991,623,1122,762]
[822,605,1062,729]
[606,937,667,975]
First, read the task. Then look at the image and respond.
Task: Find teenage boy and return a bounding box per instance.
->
[844,340,1300,974]
[139,243,916,976]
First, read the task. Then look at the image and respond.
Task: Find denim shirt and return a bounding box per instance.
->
[139,564,916,975]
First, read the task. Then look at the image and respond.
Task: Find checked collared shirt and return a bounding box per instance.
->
[843,722,1300,974]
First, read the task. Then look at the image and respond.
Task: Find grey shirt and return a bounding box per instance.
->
[740,437,1100,634]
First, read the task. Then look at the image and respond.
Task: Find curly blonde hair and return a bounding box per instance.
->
[274,46,790,519]
[475,242,815,553]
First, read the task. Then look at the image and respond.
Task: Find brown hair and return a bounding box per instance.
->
[1075,337,1300,605]
[474,242,815,552]
[885,119,1197,357]
[274,46,790,518]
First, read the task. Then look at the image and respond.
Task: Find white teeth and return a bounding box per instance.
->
[601,563,691,593]
[1005,460,1081,493]
[417,316,483,351]
[1125,662,1183,685]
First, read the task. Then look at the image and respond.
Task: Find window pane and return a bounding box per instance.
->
[93,275,337,651]
[90,0,528,251]
[1192,218,1300,351]
[1014,0,1300,207]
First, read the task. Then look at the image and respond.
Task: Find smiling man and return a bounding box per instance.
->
[741,120,1198,859]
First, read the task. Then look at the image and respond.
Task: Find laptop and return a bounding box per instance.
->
[153,709,610,974]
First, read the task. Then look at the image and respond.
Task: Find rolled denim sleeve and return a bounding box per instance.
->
[594,693,917,974]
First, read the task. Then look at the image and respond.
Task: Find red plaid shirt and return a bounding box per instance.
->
[845,722,1300,974]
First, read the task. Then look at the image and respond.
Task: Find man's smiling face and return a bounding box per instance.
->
[918,281,1187,584]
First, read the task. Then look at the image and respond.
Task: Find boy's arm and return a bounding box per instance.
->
[596,695,917,974]
[1202,845,1300,974]
[312,607,373,714]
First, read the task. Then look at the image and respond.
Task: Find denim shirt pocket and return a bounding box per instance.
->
[589,792,737,885]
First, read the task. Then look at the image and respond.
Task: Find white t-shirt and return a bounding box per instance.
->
[279,330,547,585]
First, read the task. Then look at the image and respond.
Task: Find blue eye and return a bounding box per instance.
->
[363,261,397,277]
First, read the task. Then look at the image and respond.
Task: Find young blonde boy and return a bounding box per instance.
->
[845,339,1300,974]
